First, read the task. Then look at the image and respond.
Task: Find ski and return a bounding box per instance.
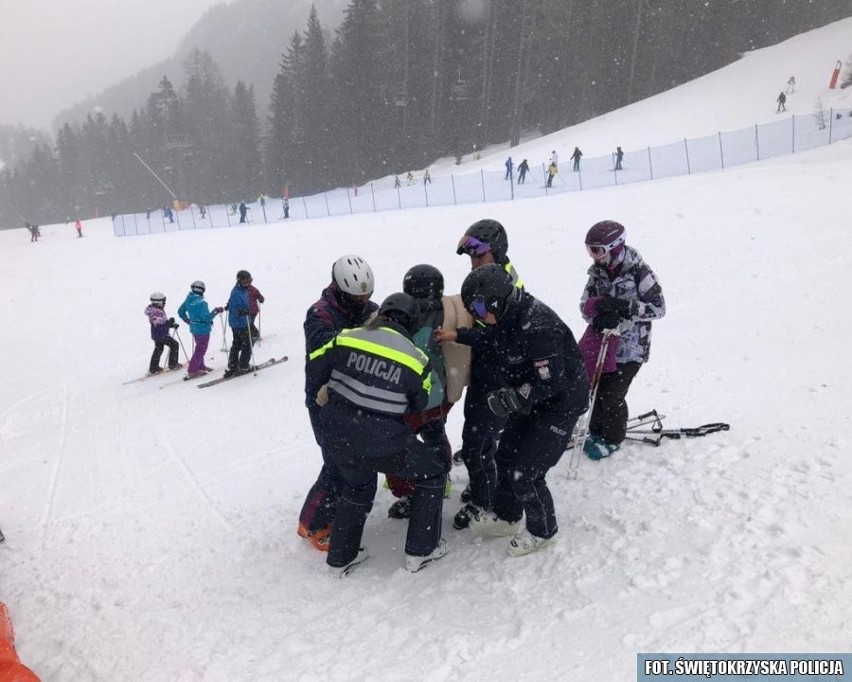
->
[122,366,183,385]
[197,356,288,388]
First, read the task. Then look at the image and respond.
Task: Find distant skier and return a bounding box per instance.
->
[75,220,83,237]
[546,162,557,188]
[504,156,513,180]
[26,222,38,242]
[517,159,529,184]
[776,91,787,113]
[163,206,174,224]
[239,202,248,224]
[614,146,624,171]
[282,198,290,219]
[423,169,432,185]
[145,292,182,374]
[549,150,559,170]
[786,76,796,94]
[394,176,401,188]
[570,146,583,171]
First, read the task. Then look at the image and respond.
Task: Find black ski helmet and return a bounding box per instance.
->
[403,264,444,300]
[378,292,419,334]
[457,218,509,263]
[236,269,252,284]
[585,221,626,262]
[460,264,519,322]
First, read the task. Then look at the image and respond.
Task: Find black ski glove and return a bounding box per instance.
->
[168,317,175,324]
[487,387,526,418]
[597,297,632,318]
[592,312,620,332]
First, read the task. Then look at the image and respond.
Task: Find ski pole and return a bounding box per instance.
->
[567,329,615,480]
[220,314,228,352]
[245,314,257,371]
[173,327,190,363]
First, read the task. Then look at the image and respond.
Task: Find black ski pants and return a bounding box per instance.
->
[320,403,446,568]
[493,406,583,539]
[298,406,345,533]
[150,336,179,372]
[589,361,642,444]
[227,327,252,370]
[459,382,502,511]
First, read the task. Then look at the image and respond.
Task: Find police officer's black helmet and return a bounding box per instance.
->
[378,292,419,334]
[403,264,444,300]
[456,218,509,263]
[460,264,519,322]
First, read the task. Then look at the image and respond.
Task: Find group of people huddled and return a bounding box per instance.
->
[295,217,665,577]
[144,272,265,379]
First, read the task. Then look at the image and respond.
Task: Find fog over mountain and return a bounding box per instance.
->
[53,0,349,130]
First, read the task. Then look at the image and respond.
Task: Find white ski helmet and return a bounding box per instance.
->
[191,280,206,294]
[332,255,374,296]
[150,292,166,306]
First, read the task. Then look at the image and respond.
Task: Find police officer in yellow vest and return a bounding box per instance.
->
[307,293,449,576]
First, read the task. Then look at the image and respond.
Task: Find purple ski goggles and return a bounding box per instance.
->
[457,236,492,257]
[469,295,490,320]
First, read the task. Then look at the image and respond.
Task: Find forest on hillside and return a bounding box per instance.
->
[2,0,850,226]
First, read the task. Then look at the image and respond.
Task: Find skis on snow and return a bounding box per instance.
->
[122,366,184,385]
[197,356,288,388]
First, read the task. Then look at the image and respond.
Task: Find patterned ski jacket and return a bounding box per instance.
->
[145,304,171,341]
[579,245,665,364]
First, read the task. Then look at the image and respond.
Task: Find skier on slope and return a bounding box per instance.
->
[297,255,379,551]
[224,270,254,377]
[578,220,665,460]
[145,292,182,374]
[245,277,265,342]
[306,292,448,575]
[177,280,223,379]
[435,219,524,532]
[385,265,472,519]
[453,265,588,556]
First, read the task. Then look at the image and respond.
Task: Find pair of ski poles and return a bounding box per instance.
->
[566,329,615,480]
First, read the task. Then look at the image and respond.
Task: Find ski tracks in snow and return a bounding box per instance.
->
[157,427,232,532]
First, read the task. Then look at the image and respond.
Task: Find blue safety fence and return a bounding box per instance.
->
[113,108,852,237]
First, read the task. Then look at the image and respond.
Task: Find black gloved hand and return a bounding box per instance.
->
[168,317,175,324]
[596,297,632,318]
[170,322,180,329]
[486,387,525,418]
[237,308,250,317]
[592,312,620,332]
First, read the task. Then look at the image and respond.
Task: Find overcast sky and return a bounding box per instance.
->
[0,0,225,130]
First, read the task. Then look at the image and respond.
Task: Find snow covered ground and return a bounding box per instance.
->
[2,19,852,682]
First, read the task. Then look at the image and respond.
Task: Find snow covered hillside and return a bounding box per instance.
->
[1,18,851,682]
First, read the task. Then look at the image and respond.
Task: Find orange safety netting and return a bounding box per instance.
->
[0,604,39,682]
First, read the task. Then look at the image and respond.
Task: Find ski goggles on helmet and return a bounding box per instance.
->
[469,295,490,320]
[457,236,492,257]
[586,234,625,259]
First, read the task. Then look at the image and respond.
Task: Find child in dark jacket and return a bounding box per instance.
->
[145,292,181,373]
